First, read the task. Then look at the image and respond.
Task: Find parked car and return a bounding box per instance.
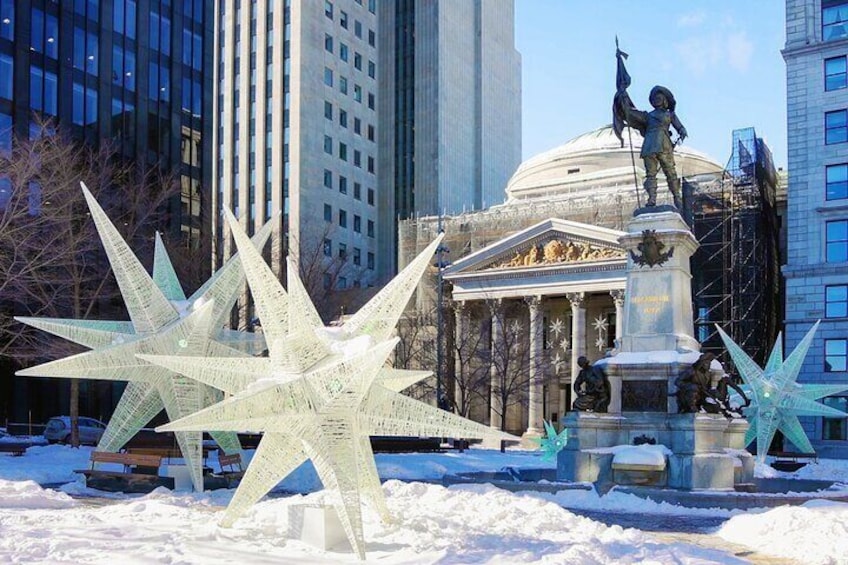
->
[43,417,107,445]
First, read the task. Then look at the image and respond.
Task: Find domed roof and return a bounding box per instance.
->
[505,125,723,202]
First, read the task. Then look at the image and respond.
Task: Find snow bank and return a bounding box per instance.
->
[717,499,848,565]
[0,478,740,564]
[0,479,78,509]
[0,444,92,484]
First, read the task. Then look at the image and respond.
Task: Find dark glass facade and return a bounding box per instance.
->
[0,0,213,424]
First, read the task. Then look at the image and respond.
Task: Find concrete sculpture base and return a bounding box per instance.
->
[557,412,753,490]
[288,504,349,552]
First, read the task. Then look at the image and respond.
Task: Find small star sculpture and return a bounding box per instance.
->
[559,337,571,352]
[16,183,271,491]
[146,210,516,560]
[532,420,568,462]
[552,352,563,374]
[549,318,564,338]
[592,315,609,332]
[509,320,523,337]
[717,322,848,462]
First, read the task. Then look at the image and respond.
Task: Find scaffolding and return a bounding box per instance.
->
[690,127,781,369]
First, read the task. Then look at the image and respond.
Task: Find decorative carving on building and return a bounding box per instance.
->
[497,238,624,268]
[629,229,674,268]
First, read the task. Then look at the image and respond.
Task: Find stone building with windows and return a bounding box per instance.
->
[783,0,848,457]
[398,125,729,436]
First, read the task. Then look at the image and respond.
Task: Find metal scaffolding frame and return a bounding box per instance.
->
[690,127,781,369]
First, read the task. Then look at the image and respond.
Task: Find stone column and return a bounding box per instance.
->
[566,292,586,409]
[610,289,625,344]
[453,301,469,415]
[488,299,504,430]
[524,295,543,436]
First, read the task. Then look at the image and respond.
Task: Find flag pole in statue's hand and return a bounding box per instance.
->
[612,37,641,208]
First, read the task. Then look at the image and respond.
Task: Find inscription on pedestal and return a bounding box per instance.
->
[627,275,674,335]
[621,381,668,412]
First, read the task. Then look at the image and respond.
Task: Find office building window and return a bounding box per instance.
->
[355,20,362,38]
[339,142,347,161]
[354,118,361,135]
[367,188,374,205]
[324,101,333,120]
[827,56,848,91]
[338,242,347,259]
[368,60,375,78]
[324,0,333,19]
[824,2,848,41]
[823,396,848,440]
[368,29,375,47]
[324,135,333,154]
[324,203,332,222]
[150,11,172,56]
[30,67,58,115]
[827,285,848,317]
[324,33,333,53]
[323,238,332,256]
[73,27,99,75]
[324,67,333,86]
[339,109,347,127]
[114,0,137,39]
[339,175,347,194]
[368,0,375,14]
[354,182,361,200]
[0,53,12,100]
[368,92,375,110]
[340,76,348,94]
[367,219,374,237]
[31,9,59,59]
[828,164,848,200]
[340,11,348,28]
[339,43,348,62]
[354,53,362,71]
[183,30,203,70]
[354,84,362,103]
[826,339,848,372]
[367,251,374,270]
[367,156,374,173]
[112,45,137,91]
[324,169,333,188]
[353,247,361,266]
[354,150,361,167]
[367,124,375,141]
[827,220,848,261]
[72,82,98,126]
[827,110,848,144]
[0,0,13,41]
[353,214,361,233]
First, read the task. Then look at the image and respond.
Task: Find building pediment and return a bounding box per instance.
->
[444,218,626,278]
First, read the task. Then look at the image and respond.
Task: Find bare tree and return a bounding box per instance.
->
[487,300,553,433]
[393,306,438,401]
[0,121,180,444]
[450,302,493,418]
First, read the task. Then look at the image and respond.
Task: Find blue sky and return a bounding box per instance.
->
[515,1,787,169]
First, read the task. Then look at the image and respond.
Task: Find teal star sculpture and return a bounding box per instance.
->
[146,209,517,560]
[717,322,848,461]
[532,420,568,462]
[16,183,271,491]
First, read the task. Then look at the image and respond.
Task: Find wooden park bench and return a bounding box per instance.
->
[0,443,27,456]
[76,451,174,493]
[768,451,818,472]
[210,452,245,488]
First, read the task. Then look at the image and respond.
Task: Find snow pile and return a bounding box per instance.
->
[0,444,93,484]
[0,478,739,564]
[717,499,848,565]
[0,479,78,509]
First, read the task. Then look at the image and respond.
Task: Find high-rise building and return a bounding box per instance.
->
[376,0,522,277]
[0,0,212,247]
[213,0,381,314]
[783,0,848,457]
[0,0,213,424]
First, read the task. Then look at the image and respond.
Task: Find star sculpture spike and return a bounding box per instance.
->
[15,183,274,491]
[149,213,515,560]
[532,420,568,462]
[716,321,848,461]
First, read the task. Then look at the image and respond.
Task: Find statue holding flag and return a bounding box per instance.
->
[613,40,688,210]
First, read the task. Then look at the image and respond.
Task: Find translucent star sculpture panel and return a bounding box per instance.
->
[532,420,568,462]
[717,322,848,461]
[149,210,517,560]
[16,183,271,491]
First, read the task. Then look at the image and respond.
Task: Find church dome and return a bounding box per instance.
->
[505,125,724,202]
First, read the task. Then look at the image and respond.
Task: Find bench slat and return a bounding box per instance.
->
[218,453,242,468]
[90,451,162,468]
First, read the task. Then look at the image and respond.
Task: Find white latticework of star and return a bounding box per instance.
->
[717,322,848,461]
[16,183,272,491]
[148,210,517,560]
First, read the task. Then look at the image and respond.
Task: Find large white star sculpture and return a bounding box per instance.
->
[16,183,271,492]
[717,322,848,462]
[145,210,516,560]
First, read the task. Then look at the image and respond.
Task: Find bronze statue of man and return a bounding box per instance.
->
[573,356,611,413]
[613,43,688,209]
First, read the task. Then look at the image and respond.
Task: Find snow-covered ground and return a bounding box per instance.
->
[2,445,848,563]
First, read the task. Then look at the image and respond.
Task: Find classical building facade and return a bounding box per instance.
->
[376,0,522,279]
[783,0,848,457]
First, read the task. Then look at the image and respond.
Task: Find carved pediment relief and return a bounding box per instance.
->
[494,238,625,269]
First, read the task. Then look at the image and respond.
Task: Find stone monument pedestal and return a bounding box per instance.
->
[557,209,752,490]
